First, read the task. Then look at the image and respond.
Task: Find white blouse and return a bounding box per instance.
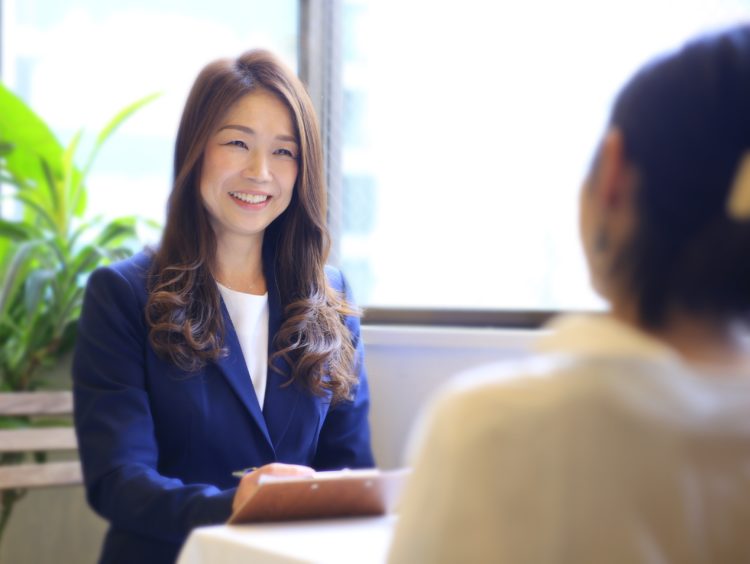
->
[217,283,269,409]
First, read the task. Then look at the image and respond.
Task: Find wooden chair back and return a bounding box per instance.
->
[0,391,82,489]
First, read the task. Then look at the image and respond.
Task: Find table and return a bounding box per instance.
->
[176,515,397,564]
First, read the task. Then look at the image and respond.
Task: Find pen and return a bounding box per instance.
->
[232,466,258,478]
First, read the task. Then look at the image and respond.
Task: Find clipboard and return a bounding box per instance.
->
[227,467,410,524]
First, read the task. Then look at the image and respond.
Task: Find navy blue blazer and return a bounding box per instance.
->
[72,251,374,564]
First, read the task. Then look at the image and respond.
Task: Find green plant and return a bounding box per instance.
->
[0,84,160,390]
[0,83,160,542]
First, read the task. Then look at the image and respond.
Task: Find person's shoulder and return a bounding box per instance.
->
[431,354,623,428]
[442,356,568,401]
[81,250,153,319]
[110,249,153,275]
[322,265,362,333]
[88,249,153,289]
[323,264,346,292]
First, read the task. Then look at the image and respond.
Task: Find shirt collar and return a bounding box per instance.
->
[535,313,679,363]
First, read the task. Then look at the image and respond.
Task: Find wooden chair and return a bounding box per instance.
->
[0,391,82,489]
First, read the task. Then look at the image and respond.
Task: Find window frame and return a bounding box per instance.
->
[360,307,559,328]
[298,0,344,267]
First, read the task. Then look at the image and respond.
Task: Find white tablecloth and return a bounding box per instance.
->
[176,515,397,564]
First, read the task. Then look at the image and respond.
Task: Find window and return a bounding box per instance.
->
[337,0,750,314]
[1,0,298,238]
[4,1,748,323]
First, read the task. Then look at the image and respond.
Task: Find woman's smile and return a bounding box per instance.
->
[228,191,272,206]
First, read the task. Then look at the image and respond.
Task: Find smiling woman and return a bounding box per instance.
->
[71,49,375,564]
[200,89,299,261]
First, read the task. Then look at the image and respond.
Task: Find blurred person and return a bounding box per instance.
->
[389,23,750,564]
[73,49,374,564]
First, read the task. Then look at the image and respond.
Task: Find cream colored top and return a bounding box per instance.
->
[388,314,750,564]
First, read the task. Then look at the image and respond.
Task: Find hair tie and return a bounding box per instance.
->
[726,150,750,221]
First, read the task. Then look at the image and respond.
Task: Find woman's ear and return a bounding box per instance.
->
[581,127,639,303]
[594,128,636,210]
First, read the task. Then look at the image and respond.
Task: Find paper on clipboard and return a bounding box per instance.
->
[227,467,411,524]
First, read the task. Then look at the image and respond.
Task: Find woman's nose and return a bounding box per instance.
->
[243,150,272,182]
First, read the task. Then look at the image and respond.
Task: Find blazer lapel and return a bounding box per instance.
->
[261,265,302,449]
[215,300,274,451]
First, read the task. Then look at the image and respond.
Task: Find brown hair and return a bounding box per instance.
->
[145,49,360,403]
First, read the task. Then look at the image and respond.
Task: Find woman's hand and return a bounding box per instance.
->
[232,462,315,513]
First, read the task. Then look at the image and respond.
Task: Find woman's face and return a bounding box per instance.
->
[200,88,299,246]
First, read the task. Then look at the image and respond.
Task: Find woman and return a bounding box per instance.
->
[73,49,374,564]
[389,24,750,564]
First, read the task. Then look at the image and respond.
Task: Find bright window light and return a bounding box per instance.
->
[339,0,750,311]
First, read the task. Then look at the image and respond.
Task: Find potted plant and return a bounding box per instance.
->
[0,83,159,543]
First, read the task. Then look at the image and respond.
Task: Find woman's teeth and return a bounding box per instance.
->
[229,192,269,204]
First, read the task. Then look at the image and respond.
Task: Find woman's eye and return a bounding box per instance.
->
[224,140,248,149]
[275,148,297,159]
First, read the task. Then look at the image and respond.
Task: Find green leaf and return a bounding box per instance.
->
[21,317,55,368]
[9,192,57,233]
[0,220,32,242]
[38,158,61,228]
[0,84,65,198]
[82,92,162,177]
[24,269,55,316]
[94,217,138,248]
[0,241,39,314]
[62,130,85,222]
[54,287,85,337]
[47,239,70,267]
[73,176,87,217]
[68,216,103,251]
[69,244,103,280]
[0,173,22,188]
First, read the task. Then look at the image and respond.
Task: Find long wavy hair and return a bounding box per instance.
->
[145,49,360,403]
